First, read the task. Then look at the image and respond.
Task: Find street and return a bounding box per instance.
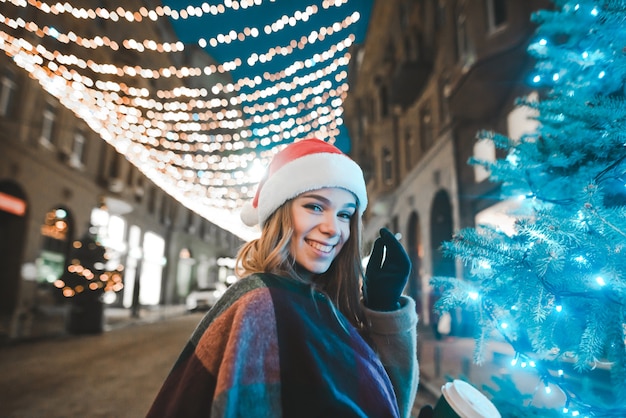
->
[0,310,443,418]
[0,313,202,418]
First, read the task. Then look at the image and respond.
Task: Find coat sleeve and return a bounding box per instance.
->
[363,296,419,418]
[146,286,282,418]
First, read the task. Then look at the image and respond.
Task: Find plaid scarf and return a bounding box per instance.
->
[147,273,418,418]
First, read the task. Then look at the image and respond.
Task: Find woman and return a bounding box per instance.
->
[147,138,419,418]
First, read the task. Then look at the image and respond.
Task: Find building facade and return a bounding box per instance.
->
[344,0,550,334]
[0,0,244,341]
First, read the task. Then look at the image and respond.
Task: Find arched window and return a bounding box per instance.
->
[473,139,495,182]
[38,207,73,283]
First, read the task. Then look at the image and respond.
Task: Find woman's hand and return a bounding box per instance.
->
[364,228,411,311]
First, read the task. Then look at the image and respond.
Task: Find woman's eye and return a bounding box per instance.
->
[304,203,323,212]
[338,212,354,220]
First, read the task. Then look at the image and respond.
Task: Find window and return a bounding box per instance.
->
[69,130,86,168]
[486,0,507,33]
[199,221,206,240]
[147,187,157,214]
[109,150,122,179]
[126,163,134,187]
[40,101,57,146]
[122,225,142,308]
[134,177,144,203]
[0,70,16,117]
[357,98,367,135]
[435,0,446,31]
[473,139,495,182]
[379,85,389,118]
[186,209,196,233]
[399,2,410,30]
[382,147,393,185]
[160,195,170,225]
[404,127,414,171]
[438,77,450,124]
[456,12,469,63]
[404,34,416,61]
[38,207,71,283]
[139,231,165,305]
[419,105,434,152]
[507,91,539,141]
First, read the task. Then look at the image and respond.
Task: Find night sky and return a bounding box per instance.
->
[162,0,374,152]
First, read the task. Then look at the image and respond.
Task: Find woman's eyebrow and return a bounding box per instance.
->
[300,193,331,204]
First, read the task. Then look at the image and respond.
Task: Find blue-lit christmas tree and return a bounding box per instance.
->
[433,1,626,416]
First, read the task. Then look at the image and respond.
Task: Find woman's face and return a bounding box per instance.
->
[289,187,357,276]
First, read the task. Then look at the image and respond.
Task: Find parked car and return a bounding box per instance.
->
[185,285,225,312]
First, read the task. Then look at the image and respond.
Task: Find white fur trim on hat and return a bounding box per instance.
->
[241,147,367,227]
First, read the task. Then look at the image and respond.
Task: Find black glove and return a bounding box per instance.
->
[417,405,434,418]
[364,228,411,311]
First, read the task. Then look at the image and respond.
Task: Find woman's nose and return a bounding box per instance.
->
[319,213,339,236]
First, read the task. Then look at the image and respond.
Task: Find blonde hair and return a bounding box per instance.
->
[236,199,366,328]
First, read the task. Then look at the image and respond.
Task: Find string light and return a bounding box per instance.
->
[1,0,269,22]
[0,0,366,240]
[1,3,359,79]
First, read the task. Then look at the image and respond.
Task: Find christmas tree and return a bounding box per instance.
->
[55,227,124,334]
[433,0,626,415]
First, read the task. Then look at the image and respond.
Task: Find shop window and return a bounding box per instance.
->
[139,231,165,305]
[176,248,194,297]
[37,207,72,283]
[122,225,142,308]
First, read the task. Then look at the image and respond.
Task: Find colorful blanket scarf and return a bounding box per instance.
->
[147,273,418,417]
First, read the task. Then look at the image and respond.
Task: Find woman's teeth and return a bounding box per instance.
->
[306,240,333,253]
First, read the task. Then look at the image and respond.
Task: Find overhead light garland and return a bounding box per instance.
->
[0,0,371,240]
[2,0,269,22]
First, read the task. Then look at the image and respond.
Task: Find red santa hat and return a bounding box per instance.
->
[240,138,368,227]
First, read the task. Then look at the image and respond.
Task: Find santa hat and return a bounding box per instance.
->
[240,138,368,227]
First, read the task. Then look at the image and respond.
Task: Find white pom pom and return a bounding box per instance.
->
[240,202,259,227]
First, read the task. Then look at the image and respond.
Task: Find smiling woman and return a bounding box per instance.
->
[147,138,420,418]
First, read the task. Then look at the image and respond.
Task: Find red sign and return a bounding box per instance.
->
[0,191,26,216]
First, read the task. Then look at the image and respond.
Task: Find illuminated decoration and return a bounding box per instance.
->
[0,0,372,240]
[55,232,124,299]
[40,208,69,240]
[6,0,270,21]
[434,0,626,415]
